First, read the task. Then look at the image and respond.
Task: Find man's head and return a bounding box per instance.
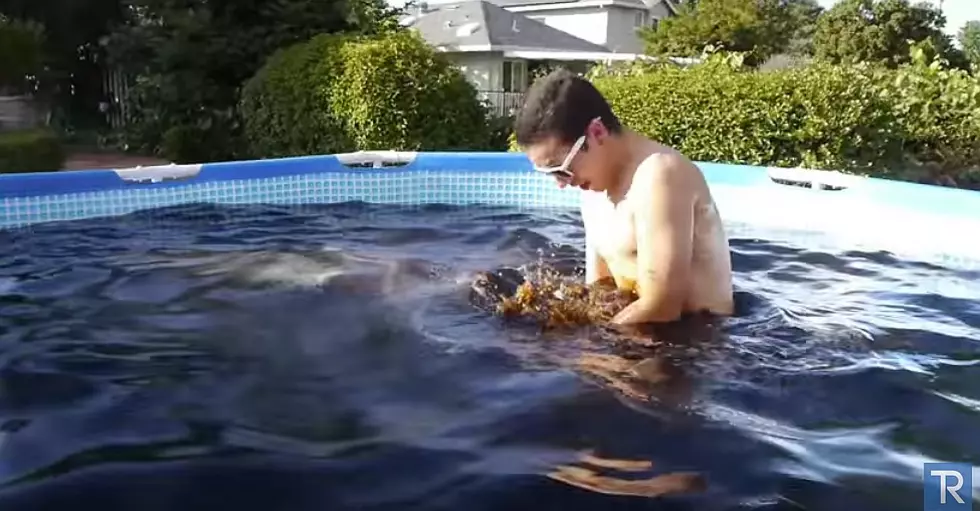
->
[514,68,624,192]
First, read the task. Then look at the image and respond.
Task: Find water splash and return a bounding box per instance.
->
[470,261,637,330]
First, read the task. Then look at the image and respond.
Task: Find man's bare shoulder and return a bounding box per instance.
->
[630,149,699,201]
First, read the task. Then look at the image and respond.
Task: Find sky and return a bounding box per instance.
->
[815,0,976,37]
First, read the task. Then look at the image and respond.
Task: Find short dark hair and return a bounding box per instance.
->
[514,68,622,148]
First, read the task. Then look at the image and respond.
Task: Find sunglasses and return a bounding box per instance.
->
[533,134,586,180]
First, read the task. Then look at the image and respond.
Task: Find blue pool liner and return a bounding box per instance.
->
[1,151,979,267]
[1,151,977,213]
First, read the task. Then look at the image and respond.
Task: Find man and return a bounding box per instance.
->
[513,69,734,325]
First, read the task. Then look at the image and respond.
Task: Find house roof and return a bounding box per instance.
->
[401,0,612,54]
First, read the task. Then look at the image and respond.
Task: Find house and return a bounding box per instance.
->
[401,0,643,116]
[492,0,679,53]
[420,0,680,54]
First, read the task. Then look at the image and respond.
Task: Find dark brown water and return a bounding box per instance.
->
[0,202,978,511]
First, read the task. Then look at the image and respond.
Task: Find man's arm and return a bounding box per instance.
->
[585,233,612,284]
[611,156,695,325]
[582,194,612,285]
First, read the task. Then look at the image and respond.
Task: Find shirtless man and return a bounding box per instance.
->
[513,69,734,325]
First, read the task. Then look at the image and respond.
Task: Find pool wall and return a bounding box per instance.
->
[2,151,980,268]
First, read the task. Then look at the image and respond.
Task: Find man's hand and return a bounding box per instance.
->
[611,155,695,325]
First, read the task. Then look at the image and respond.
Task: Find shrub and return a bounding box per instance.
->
[161,123,243,164]
[590,57,902,173]
[332,30,491,151]
[486,114,515,152]
[556,53,980,185]
[240,34,352,158]
[241,31,491,157]
[0,128,66,173]
[876,49,980,184]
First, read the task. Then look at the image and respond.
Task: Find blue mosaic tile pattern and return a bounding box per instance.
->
[0,169,581,229]
[3,151,980,269]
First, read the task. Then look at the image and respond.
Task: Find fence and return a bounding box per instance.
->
[477,90,525,118]
[98,76,528,129]
[101,68,133,130]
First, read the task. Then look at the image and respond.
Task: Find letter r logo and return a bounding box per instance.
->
[931,470,965,504]
[924,463,973,510]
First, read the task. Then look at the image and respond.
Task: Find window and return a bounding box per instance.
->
[634,11,647,28]
[502,60,527,93]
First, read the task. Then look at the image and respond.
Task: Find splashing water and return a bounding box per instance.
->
[469,261,638,330]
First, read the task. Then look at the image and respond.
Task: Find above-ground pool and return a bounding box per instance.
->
[0,151,979,511]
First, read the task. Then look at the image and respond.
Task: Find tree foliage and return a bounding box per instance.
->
[784,0,825,56]
[959,21,980,68]
[0,15,46,94]
[812,0,967,69]
[103,0,403,163]
[240,30,492,157]
[880,47,980,183]
[1,0,126,131]
[640,0,821,67]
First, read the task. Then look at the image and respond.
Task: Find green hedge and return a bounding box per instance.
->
[240,30,491,157]
[239,34,351,159]
[591,59,903,173]
[0,128,65,173]
[877,56,980,184]
[513,53,979,186]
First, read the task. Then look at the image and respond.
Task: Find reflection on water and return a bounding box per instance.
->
[548,450,706,498]
[0,202,979,511]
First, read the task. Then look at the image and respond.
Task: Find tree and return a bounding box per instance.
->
[812,0,967,69]
[959,21,980,68]
[0,15,45,95]
[102,0,403,162]
[784,0,825,56]
[640,0,818,67]
[0,0,127,131]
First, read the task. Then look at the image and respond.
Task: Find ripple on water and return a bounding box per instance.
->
[0,202,978,511]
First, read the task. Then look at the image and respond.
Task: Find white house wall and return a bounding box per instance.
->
[647,0,673,19]
[604,7,644,53]
[446,52,501,91]
[524,3,672,54]
[523,8,610,47]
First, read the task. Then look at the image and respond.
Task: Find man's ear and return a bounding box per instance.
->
[587,117,608,146]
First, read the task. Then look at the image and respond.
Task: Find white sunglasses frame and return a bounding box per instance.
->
[533,134,586,179]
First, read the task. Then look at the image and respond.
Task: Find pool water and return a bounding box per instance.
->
[0,202,978,511]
